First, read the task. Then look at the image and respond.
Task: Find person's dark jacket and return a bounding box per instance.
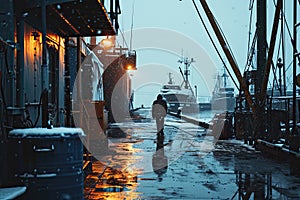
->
[152,99,168,119]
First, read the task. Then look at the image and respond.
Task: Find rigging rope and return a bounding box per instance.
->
[266,13,283,95]
[270,0,300,93]
[281,0,287,95]
[269,37,282,95]
[273,25,283,94]
[272,0,300,64]
[117,28,129,49]
[214,15,240,73]
[249,0,255,10]
[245,30,257,72]
[285,61,294,88]
[191,0,239,90]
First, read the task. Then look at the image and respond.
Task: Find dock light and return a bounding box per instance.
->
[125,64,134,70]
[100,36,114,49]
[123,50,137,70]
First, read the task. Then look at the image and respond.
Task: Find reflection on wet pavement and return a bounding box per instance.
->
[84,110,300,199]
[152,132,168,182]
[84,162,139,199]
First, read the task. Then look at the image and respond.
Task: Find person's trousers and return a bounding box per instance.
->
[156,117,165,133]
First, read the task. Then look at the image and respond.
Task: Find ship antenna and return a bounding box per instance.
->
[129,0,135,51]
[178,57,195,89]
[222,67,228,87]
[168,73,173,84]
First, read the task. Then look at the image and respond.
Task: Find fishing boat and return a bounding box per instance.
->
[160,57,199,114]
[210,69,235,111]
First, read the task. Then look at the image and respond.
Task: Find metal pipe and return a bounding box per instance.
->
[65,37,71,127]
[198,0,254,112]
[41,0,48,91]
[16,15,25,108]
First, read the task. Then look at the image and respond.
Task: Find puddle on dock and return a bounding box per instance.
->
[84,113,300,199]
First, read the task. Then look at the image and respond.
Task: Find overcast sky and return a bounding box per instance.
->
[112,0,298,107]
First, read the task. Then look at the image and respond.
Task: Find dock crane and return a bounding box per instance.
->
[193,0,294,143]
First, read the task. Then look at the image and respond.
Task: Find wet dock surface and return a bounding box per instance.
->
[84,109,300,199]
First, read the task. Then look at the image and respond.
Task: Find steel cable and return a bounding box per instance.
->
[192,0,239,90]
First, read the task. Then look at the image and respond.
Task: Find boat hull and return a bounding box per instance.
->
[211,97,235,111]
[167,102,199,114]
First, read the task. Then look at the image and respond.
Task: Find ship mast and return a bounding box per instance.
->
[222,67,228,88]
[253,0,268,138]
[178,57,195,89]
[256,1,267,99]
[168,72,174,84]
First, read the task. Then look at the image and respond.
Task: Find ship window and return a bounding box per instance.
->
[163,85,181,90]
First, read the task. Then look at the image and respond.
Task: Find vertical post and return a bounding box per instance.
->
[292,0,297,135]
[288,0,300,152]
[16,15,25,108]
[0,71,4,139]
[5,1,15,107]
[110,0,114,21]
[256,0,267,96]
[282,0,287,96]
[252,0,267,139]
[184,59,189,89]
[115,0,120,32]
[90,37,96,46]
[278,66,282,94]
[77,37,82,128]
[41,0,48,91]
[65,37,71,127]
[41,0,48,127]
[256,0,282,140]
[260,0,282,97]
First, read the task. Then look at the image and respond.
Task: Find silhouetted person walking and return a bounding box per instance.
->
[152,94,168,133]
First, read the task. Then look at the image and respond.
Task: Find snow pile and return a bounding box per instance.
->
[9,127,85,138]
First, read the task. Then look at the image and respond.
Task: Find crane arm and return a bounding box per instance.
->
[198,0,255,112]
